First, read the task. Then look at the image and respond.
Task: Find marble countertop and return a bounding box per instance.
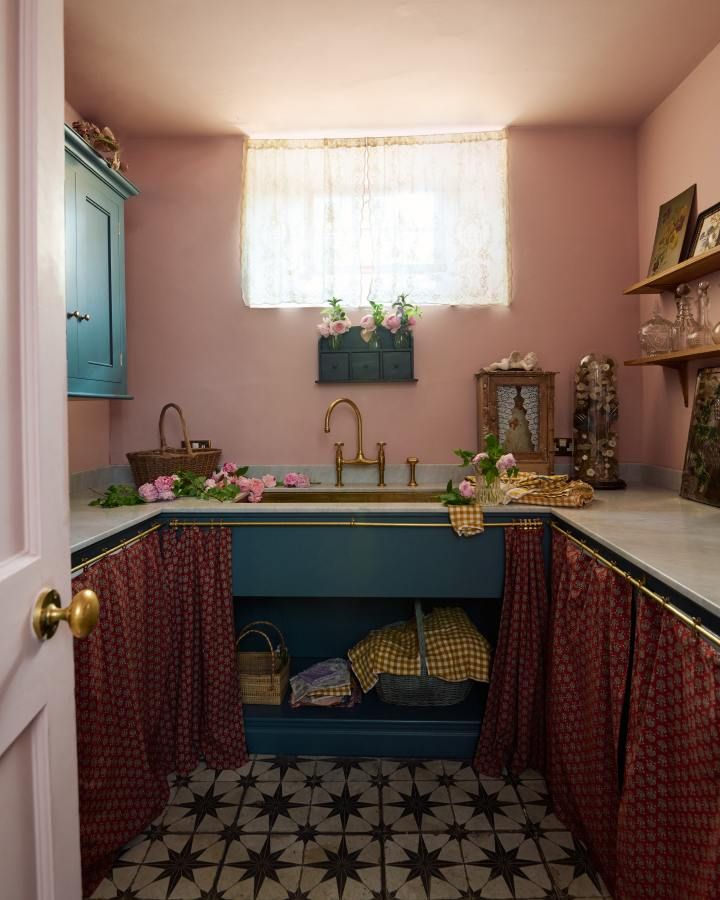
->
[70,486,720,617]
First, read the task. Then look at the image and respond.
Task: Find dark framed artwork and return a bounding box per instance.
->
[475,370,556,474]
[687,201,720,258]
[647,184,696,276]
[680,366,720,508]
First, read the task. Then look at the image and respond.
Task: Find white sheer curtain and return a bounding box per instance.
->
[241,131,509,308]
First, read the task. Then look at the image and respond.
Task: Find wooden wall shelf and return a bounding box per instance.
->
[624,245,720,295]
[624,344,720,406]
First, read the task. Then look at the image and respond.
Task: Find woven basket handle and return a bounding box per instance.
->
[413,600,429,676]
[159,403,193,455]
[239,620,287,653]
[236,624,286,679]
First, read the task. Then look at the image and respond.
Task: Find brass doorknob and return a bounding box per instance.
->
[32,588,100,641]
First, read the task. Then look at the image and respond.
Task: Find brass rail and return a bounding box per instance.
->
[71,522,163,575]
[166,518,545,530]
[551,522,720,651]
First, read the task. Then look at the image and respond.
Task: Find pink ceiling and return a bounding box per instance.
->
[65,0,720,136]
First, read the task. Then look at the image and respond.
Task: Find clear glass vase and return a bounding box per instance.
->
[328,334,343,351]
[393,330,410,350]
[688,281,714,347]
[475,479,505,505]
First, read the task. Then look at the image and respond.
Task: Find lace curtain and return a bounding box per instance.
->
[241,131,509,307]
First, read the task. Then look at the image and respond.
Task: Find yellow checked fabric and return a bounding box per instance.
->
[304,683,352,699]
[348,606,492,693]
[502,473,594,508]
[449,504,485,536]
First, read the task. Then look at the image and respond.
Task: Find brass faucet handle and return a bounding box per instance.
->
[376,442,386,488]
[406,456,419,488]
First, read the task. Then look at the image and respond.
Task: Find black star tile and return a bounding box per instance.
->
[463,832,552,897]
[370,822,393,842]
[302,834,377,897]
[445,822,470,843]
[142,835,215,895]
[384,833,467,897]
[255,754,314,781]
[251,783,307,830]
[392,834,455,895]
[225,834,298,897]
[311,782,377,831]
[143,822,170,843]
[383,782,452,831]
[219,822,245,842]
[369,771,391,790]
[454,783,513,830]
[540,832,607,896]
[284,889,312,900]
[198,888,226,900]
[173,782,238,831]
[295,823,320,845]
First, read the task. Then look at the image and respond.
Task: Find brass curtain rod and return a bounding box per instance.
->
[70,517,544,576]
[71,522,163,575]
[551,522,720,651]
[165,518,545,530]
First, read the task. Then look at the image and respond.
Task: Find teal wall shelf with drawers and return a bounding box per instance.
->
[318,326,416,383]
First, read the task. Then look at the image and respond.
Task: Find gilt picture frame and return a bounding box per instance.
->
[475,370,556,474]
[687,201,720,259]
[647,184,696,276]
[680,366,720,508]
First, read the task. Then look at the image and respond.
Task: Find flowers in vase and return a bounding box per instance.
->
[318,296,351,342]
[384,293,421,339]
[439,435,518,506]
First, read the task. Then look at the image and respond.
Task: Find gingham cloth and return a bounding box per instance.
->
[348,606,492,693]
[502,473,594,508]
[449,503,485,536]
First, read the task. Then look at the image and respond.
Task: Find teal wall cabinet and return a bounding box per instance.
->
[65,125,139,398]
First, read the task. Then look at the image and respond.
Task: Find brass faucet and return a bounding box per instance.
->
[323,398,386,487]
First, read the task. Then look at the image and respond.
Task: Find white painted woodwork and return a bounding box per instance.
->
[0,0,83,897]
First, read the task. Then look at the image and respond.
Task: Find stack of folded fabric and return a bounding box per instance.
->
[502,472,594,507]
[289,658,360,708]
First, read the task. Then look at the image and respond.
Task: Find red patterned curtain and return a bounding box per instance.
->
[616,598,720,900]
[546,532,632,894]
[73,526,247,897]
[474,525,548,777]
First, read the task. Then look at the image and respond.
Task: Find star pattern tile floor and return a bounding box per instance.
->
[89,756,613,900]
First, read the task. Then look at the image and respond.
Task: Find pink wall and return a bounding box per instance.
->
[637,41,720,471]
[108,127,641,468]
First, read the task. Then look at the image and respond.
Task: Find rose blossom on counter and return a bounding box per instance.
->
[262,474,277,488]
[458,479,475,499]
[154,475,175,494]
[283,472,310,487]
[138,483,159,502]
[223,462,238,475]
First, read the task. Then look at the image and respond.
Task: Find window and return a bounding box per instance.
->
[241,131,509,308]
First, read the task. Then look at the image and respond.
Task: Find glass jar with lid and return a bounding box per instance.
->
[638,303,673,356]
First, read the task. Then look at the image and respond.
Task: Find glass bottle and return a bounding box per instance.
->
[671,283,699,351]
[687,281,714,347]
[638,303,673,356]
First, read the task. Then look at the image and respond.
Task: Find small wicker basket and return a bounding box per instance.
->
[236,621,290,706]
[376,600,472,707]
[126,403,221,487]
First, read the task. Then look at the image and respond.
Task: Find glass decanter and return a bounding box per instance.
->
[671,283,699,351]
[688,281,714,347]
[638,303,673,356]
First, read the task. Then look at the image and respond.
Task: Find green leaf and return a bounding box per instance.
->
[89,483,144,508]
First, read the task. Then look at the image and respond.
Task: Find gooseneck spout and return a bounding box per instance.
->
[323,398,386,487]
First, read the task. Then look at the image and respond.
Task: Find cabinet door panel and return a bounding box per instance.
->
[64,156,79,378]
[75,170,123,383]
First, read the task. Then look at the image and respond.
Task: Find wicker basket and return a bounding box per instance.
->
[236,621,290,705]
[376,601,472,707]
[126,403,221,487]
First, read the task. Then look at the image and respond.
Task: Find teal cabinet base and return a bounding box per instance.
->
[244,658,485,758]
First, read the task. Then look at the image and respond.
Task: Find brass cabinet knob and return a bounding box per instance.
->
[32,588,100,641]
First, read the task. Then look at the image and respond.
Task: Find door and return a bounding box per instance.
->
[0,0,84,898]
[74,166,124,384]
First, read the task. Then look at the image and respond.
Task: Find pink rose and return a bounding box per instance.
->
[318,322,331,338]
[283,472,299,487]
[295,473,310,487]
[157,490,175,502]
[383,314,402,334]
[458,479,475,499]
[237,476,250,491]
[496,453,517,473]
[171,474,180,482]
[262,474,277,488]
[247,489,263,503]
[331,319,349,335]
[359,314,376,331]
[472,452,489,464]
[154,475,175,493]
[204,478,216,489]
[138,483,159,502]
[223,462,238,475]
[407,315,417,329]
[249,478,265,495]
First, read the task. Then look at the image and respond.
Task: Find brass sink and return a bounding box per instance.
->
[264,487,442,503]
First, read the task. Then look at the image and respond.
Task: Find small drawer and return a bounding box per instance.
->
[350,352,380,380]
[319,353,350,381]
[383,351,413,380]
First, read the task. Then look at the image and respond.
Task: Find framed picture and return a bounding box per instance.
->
[680,367,720,508]
[647,184,696,276]
[475,370,556,474]
[687,201,720,258]
[182,439,212,449]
